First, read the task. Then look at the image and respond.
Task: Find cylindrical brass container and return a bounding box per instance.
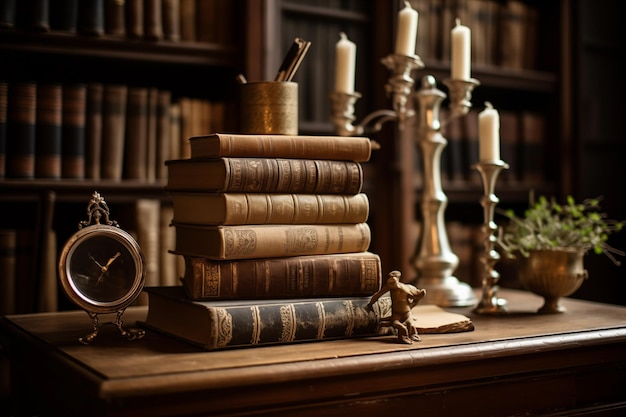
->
[240,81,298,135]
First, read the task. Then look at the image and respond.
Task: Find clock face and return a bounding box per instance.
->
[59,225,145,313]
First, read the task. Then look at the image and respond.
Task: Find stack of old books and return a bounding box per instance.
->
[141,132,393,350]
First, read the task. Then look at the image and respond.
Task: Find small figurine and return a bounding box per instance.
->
[368,270,426,344]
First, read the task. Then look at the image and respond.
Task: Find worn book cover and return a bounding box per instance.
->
[172,222,371,260]
[170,192,369,225]
[188,133,372,162]
[178,251,382,300]
[166,157,363,195]
[140,286,393,350]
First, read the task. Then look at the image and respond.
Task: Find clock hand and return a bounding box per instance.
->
[89,253,105,269]
[96,252,121,285]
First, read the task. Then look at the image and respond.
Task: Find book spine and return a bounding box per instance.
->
[100,84,127,180]
[225,158,363,194]
[0,229,17,315]
[35,82,62,179]
[104,0,125,36]
[143,0,163,41]
[0,0,16,28]
[174,223,371,260]
[77,0,104,36]
[16,0,49,31]
[178,0,195,41]
[123,86,148,179]
[156,90,171,180]
[145,87,159,181]
[172,193,370,225]
[84,82,103,180]
[61,83,86,179]
[124,0,142,39]
[49,0,77,32]
[181,252,382,300]
[161,0,180,41]
[0,80,8,178]
[190,134,372,162]
[6,82,36,179]
[209,296,390,349]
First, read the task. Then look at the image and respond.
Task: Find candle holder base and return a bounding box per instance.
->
[417,276,476,307]
[473,295,508,315]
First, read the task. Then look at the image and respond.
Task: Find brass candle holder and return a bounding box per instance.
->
[330,52,480,307]
[472,160,509,314]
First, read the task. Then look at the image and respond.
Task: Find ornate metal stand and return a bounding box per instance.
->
[472,160,509,314]
[330,53,479,307]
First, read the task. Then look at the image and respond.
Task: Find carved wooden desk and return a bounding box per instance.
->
[2,289,626,417]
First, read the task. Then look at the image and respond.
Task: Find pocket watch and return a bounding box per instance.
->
[58,192,146,344]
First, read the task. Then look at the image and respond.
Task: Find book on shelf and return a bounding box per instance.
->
[178,251,382,300]
[135,198,161,305]
[172,222,371,261]
[143,0,163,41]
[124,0,143,39]
[100,84,127,180]
[0,80,6,178]
[61,83,86,179]
[6,81,36,179]
[77,0,104,36]
[49,0,77,32]
[166,157,363,194]
[519,110,545,184]
[124,86,148,180]
[170,192,369,225]
[162,0,180,41]
[0,228,17,316]
[104,0,124,36]
[498,0,527,70]
[84,82,103,180]
[0,0,16,28]
[35,82,62,179]
[145,87,158,181]
[179,0,195,42]
[188,133,372,162]
[139,286,392,350]
[155,89,171,180]
[498,109,520,183]
[16,0,49,32]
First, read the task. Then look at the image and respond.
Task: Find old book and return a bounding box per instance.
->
[156,89,171,180]
[100,84,127,180]
[49,0,77,32]
[159,204,178,286]
[162,0,180,41]
[166,157,363,194]
[123,86,148,180]
[16,0,49,31]
[143,0,163,40]
[140,286,392,350]
[170,192,369,225]
[498,109,520,183]
[172,222,371,260]
[35,82,62,179]
[519,110,545,184]
[145,87,158,181]
[179,251,382,300]
[135,199,161,305]
[0,0,16,28]
[498,0,527,69]
[189,133,372,162]
[0,80,6,178]
[196,0,217,43]
[77,0,104,36]
[124,0,142,39]
[0,229,16,316]
[104,0,125,36]
[6,82,36,179]
[179,0,195,41]
[84,82,103,180]
[61,83,86,179]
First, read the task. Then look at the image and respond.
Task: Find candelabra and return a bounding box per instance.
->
[472,161,509,314]
[330,53,479,307]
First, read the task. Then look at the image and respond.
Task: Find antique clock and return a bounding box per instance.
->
[58,192,146,344]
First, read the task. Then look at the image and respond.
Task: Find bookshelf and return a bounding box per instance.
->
[0,1,246,313]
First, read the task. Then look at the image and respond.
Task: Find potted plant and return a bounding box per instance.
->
[497,195,624,313]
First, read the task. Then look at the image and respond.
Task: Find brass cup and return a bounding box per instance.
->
[240,81,298,135]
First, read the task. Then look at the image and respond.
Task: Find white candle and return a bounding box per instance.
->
[335,32,356,94]
[478,102,500,162]
[451,18,471,80]
[394,1,418,56]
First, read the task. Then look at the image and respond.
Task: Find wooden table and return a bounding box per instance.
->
[2,289,626,417]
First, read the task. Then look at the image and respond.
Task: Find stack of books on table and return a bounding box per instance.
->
[141,133,393,350]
